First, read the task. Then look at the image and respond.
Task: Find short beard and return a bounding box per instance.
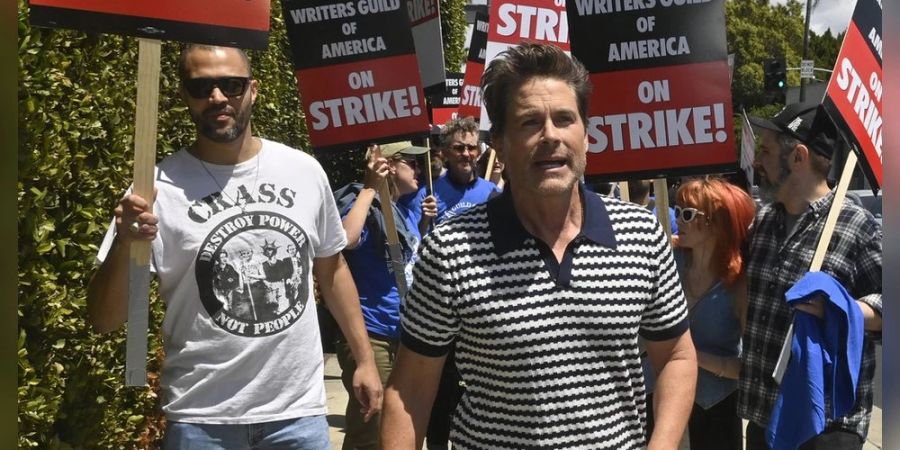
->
[193,104,252,143]
[758,152,792,204]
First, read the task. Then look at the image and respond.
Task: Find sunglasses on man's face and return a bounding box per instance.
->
[449,143,479,153]
[674,206,707,223]
[182,77,251,99]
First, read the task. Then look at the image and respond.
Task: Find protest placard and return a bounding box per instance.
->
[457,12,490,123]
[430,72,464,127]
[282,0,430,150]
[409,0,447,96]
[822,0,882,189]
[477,0,571,131]
[29,0,270,49]
[29,0,272,386]
[568,0,736,180]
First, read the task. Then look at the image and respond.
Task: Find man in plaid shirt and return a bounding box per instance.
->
[740,102,882,450]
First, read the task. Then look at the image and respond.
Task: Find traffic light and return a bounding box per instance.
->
[763,58,787,103]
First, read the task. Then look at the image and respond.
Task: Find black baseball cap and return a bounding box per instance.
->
[749,102,839,159]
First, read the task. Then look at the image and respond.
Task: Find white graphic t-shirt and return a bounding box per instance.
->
[97,139,347,424]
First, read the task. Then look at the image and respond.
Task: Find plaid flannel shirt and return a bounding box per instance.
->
[738,190,882,441]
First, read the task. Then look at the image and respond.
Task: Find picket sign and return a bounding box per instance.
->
[126,38,162,386]
[772,151,859,384]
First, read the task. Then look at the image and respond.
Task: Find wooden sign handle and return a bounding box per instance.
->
[618,181,630,202]
[810,151,858,271]
[484,148,496,180]
[126,38,161,387]
[653,178,672,238]
[378,180,401,245]
[425,149,433,197]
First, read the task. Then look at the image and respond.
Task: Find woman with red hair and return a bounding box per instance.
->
[670,178,756,450]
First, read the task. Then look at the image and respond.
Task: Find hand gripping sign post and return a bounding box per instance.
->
[369,145,409,297]
[281,0,431,151]
[773,0,883,383]
[29,0,270,386]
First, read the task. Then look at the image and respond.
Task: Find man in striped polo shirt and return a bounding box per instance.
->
[381,43,697,450]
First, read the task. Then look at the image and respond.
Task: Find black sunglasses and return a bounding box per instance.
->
[449,143,479,153]
[674,206,707,223]
[182,77,251,99]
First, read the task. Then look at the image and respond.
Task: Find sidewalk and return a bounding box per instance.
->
[322,353,883,449]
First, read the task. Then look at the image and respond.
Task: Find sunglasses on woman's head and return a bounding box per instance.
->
[182,77,251,99]
[674,206,706,223]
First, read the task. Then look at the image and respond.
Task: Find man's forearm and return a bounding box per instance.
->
[381,346,445,449]
[650,357,696,449]
[646,332,697,450]
[857,299,882,331]
[86,236,130,333]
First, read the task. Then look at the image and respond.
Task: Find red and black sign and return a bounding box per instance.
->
[823,0,882,188]
[567,0,736,180]
[457,12,489,122]
[429,72,464,127]
[282,0,430,150]
[29,0,270,49]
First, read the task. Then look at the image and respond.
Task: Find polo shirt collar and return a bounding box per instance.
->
[487,183,617,255]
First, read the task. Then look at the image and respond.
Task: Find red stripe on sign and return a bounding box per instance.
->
[585,60,736,177]
[297,54,430,148]
[826,21,883,185]
[457,61,485,122]
[30,0,269,30]
[489,0,570,48]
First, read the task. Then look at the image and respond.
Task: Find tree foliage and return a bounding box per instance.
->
[440,0,468,72]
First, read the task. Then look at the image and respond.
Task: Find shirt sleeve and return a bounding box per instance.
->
[399,228,460,356]
[314,165,348,258]
[854,213,882,341]
[639,216,689,341]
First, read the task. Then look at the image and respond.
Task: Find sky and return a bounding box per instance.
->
[770,0,855,35]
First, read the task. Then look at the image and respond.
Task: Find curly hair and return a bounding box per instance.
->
[675,178,756,286]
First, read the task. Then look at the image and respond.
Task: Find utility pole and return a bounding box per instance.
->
[800,0,812,101]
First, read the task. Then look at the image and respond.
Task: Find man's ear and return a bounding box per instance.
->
[793,143,810,165]
[249,79,259,105]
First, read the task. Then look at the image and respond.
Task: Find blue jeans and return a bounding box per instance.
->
[163,415,330,450]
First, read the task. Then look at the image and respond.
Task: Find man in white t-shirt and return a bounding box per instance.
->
[87,44,382,449]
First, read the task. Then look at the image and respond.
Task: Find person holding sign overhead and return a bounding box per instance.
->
[740,102,882,450]
[332,141,437,450]
[87,44,382,449]
[381,42,696,450]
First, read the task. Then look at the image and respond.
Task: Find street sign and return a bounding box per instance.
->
[800,59,814,79]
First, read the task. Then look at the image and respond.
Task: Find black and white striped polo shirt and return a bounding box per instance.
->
[401,186,689,449]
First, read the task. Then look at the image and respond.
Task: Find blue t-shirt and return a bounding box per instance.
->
[339,190,422,340]
[433,174,500,224]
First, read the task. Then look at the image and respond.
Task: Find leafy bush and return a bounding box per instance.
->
[17,0,467,447]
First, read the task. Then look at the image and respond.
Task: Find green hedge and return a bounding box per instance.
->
[17,0,467,447]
